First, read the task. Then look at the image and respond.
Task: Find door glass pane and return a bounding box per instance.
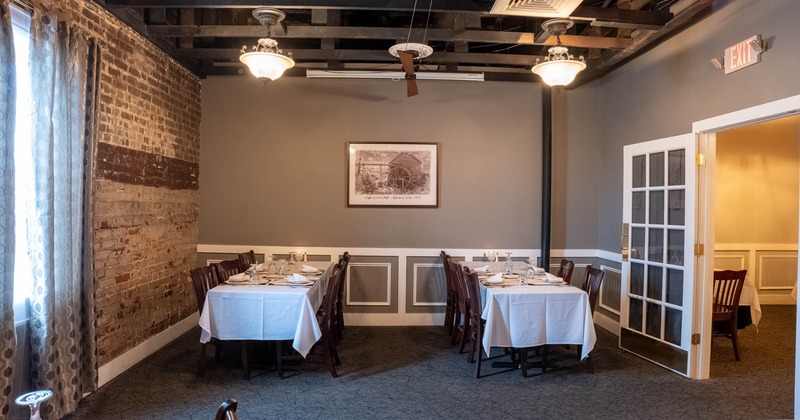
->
[668,190,685,226]
[633,155,646,188]
[631,263,645,296]
[632,192,646,224]
[668,149,685,186]
[666,268,683,306]
[667,229,684,266]
[629,298,643,332]
[631,227,645,260]
[665,307,682,345]
[649,191,664,224]
[648,228,663,262]
[646,302,662,338]
[649,152,664,187]
[647,265,663,300]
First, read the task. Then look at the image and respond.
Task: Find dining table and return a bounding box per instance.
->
[198,261,335,358]
[459,261,597,362]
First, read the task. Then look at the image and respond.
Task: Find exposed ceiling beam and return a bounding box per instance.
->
[184,48,544,66]
[103,1,673,26]
[575,0,713,85]
[148,25,633,49]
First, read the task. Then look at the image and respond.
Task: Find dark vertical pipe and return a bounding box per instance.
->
[540,86,552,270]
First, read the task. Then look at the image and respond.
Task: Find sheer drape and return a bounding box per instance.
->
[27,9,98,419]
[0,1,16,417]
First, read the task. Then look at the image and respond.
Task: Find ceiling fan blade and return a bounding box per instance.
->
[398,50,415,75]
[406,75,419,97]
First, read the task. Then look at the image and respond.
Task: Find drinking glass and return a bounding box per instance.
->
[267,256,277,273]
[504,252,513,274]
[288,252,297,265]
[249,264,258,281]
[278,259,287,275]
[518,270,527,287]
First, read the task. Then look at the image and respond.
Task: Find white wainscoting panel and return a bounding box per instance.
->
[715,244,798,295]
[347,262,392,306]
[412,263,446,307]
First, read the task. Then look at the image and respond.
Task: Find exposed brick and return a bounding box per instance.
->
[30,0,201,365]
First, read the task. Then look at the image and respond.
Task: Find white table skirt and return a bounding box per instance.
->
[198,262,334,357]
[481,285,597,360]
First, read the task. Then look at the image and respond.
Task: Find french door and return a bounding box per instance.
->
[620,134,697,377]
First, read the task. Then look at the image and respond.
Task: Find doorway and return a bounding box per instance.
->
[710,114,800,374]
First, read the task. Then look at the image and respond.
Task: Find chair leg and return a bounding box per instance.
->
[197,343,207,376]
[541,345,549,373]
[241,341,250,380]
[451,312,462,344]
[459,316,471,354]
[276,341,284,378]
[475,339,483,379]
[520,348,529,378]
[731,320,740,361]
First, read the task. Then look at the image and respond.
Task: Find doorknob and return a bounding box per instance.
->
[621,223,629,262]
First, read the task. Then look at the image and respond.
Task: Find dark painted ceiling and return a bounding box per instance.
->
[93,0,714,84]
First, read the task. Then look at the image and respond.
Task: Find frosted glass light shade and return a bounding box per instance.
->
[239,52,295,81]
[531,59,586,86]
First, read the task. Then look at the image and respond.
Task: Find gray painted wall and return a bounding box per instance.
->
[200,77,543,248]
[566,0,800,252]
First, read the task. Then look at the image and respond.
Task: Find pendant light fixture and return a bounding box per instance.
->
[531,18,586,87]
[239,8,295,83]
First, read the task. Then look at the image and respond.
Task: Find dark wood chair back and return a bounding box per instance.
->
[585,266,605,315]
[557,259,576,285]
[335,252,350,327]
[713,270,747,314]
[464,267,482,322]
[237,250,257,272]
[190,265,218,311]
[215,399,239,420]
[214,259,242,282]
[440,251,457,300]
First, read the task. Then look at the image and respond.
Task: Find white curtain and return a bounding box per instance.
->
[0,0,16,417]
[27,9,98,419]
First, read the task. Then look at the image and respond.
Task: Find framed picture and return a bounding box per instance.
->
[347,142,440,208]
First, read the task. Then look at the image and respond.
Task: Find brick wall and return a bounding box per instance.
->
[33,0,201,364]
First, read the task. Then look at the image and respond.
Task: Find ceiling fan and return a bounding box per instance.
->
[388,43,433,97]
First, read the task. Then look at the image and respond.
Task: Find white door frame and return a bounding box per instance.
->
[691,94,800,390]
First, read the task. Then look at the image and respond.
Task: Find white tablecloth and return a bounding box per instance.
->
[481,284,596,360]
[198,262,334,357]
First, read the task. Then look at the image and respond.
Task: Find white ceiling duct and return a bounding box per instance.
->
[490,0,583,17]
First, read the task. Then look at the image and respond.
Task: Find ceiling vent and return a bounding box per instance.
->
[490,0,582,17]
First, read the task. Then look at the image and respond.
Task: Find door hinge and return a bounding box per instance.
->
[694,244,704,256]
[691,333,701,345]
[696,153,706,166]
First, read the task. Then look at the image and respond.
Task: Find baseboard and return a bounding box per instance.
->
[344,312,444,326]
[594,311,620,336]
[758,294,797,305]
[98,312,199,387]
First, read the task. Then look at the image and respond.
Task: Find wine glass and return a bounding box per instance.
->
[504,252,513,274]
[278,259,287,275]
[288,252,297,265]
[249,264,258,281]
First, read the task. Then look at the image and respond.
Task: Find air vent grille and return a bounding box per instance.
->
[490,0,582,17]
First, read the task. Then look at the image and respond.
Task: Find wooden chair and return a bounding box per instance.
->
[448,256,471,351]
[556,259,575,285]
[214,259,242,283]
[712,270,747,361]
[237,250,257,272]
[333,252,350,342]
[215,399,239,420]
[463,267,487,378]
[542,266,604,374]
[296,264,343,378]
[190,266,224,377]
[440,251,457,333]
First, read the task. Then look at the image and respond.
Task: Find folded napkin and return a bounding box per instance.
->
[227,273,249,282]
[473,265,490,273]
[486,273,503,284]
[532,267,546,274]
[301,265,319,273]
[288,273,309,284]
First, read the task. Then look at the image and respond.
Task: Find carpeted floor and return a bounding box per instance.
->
[68,305,795,419]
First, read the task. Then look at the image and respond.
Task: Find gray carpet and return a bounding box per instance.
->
[68,306,794,419]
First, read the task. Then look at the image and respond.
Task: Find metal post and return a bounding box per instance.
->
[540,86,552,270]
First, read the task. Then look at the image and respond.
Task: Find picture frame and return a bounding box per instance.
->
[347,142,440,208]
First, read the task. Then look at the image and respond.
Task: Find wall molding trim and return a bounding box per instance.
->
[98,312,199,388]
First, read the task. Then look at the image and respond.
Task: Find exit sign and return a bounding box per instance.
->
[724,35,761,74]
